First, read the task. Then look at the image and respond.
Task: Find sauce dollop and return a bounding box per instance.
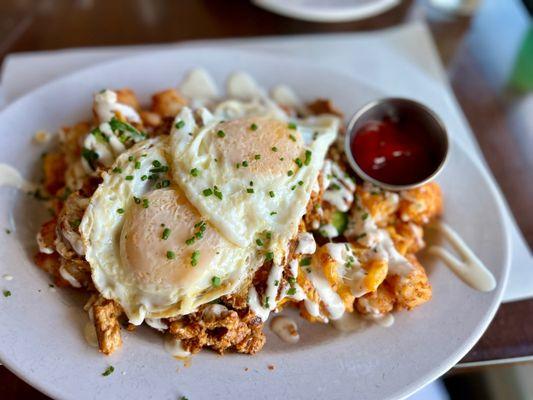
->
[351,116,441,185]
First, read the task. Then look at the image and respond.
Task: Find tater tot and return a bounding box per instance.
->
[115,88,141,110]
[386,254,431,310]
[398,182,443,225]
[151,89,188,117]
[355,284,395,315]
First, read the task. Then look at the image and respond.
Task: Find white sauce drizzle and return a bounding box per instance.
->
[428,221,496,292]
[3,274,13,281]
[37,231,54,254]
[227,71,264,100]
[270,84,300,107]
[164,336,191,359]
[270,316,300,343]
[179,68,218,101]
[0,164,37,192]
[58,265,81,288]
[202,304,228,322]
[295,232,316,255]
[83,322,98,347]
[333,312,395,331]
[248,286,270,322]
[322,160,355,212]
[319,224,338,238]
[265,263,284,311]
[307,267,345,320]
[94,89,141,124]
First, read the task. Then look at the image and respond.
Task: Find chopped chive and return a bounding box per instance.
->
[134,161,141,169]
[265,231,272,239]
[149,166,168,173]
[300,257,312,266]
[250,123,258,131]
[133,196,141,204]
[264,296,270,308]
[117,208,125,214]
[361,212,369,221]
[294,158,303,168]
[167,250,175,260]
[269,191,275,198]
[256,238,264,246]
[304,150,312,166]
[289,134,296,142]
[112,167,122,174]
[249,181,254,186]
[291,185,296,191]
[246,188,254,194]
[3,290,11,297]
[142,198,149,208]
[125,175,134,181]
[286,287,297,296]
[271,146,278,152]
[265,252,274,261]
[152,160,161,167]
[175,120,185,129]
[203,188,213,197]
[236,163,240,169]
[287,170,294,176]
[102,366,114,376]
[270,211,277,216]
[242,161,248,167]
[274,280,279,286]
[191,250,200,266]
[190,168,200,177]
[254,154,261,160]
[211,276,221,287]
[217,130,225,138]
[185,237,195,245]
[141,175,148,181]
[288,122,297,130]
[161,180,170,188]
[128,156,134,162]
[298,180,303,186]
[162,228,171,240]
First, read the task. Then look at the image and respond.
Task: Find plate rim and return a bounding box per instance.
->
[0,46,511,400]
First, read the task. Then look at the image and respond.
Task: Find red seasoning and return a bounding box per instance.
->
[351,116,441,186]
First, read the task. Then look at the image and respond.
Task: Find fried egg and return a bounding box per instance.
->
[170,104,339,263]
[80,137,260,324]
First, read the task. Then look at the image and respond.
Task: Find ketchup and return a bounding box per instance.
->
[351,116,441,186]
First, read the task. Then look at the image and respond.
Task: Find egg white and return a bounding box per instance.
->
[170,104,339,263]
[80,137,260,324]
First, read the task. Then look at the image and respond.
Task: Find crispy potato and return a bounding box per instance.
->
[140,110,163,128]
[355,284,395,315]
[387,254,431,310]
[115,88,141,110]
[151,89,188,117]
[398,182,443,225]
[388,222,425,255]
[42,152,66,196]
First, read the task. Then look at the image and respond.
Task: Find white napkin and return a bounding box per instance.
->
[1,22,530,302]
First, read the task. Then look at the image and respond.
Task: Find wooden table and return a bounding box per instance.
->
[0,0,531,398]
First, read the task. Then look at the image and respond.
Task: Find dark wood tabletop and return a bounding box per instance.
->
[0,0,532,398]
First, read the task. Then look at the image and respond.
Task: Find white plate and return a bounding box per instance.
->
[253,0,400,22]
[0,48,510,400]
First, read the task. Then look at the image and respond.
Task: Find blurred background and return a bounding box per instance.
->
[0,0,531,399]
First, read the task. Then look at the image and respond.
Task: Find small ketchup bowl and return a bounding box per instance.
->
[345,98,449,191]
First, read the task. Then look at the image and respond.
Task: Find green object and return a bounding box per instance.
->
[331,210,348,234]
[510,26,533,91]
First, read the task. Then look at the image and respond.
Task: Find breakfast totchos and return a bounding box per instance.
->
[34,69,442,358]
